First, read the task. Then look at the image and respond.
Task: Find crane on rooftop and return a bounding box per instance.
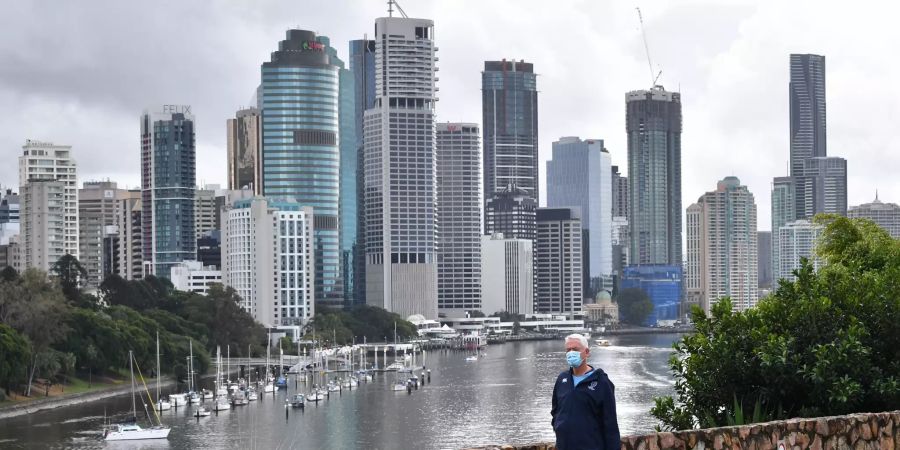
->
[388,0,408,18]
[636,7,663,90]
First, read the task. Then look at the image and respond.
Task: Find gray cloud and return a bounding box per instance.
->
[1,0,896,231]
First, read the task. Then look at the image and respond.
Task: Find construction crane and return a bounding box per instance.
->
[388,0,408,18]
[636,7,662,89]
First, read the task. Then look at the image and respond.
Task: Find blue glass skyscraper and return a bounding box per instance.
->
[620,265,682,326]
[347,39,375,306]
[261,30,343,307]
[140,105,196,279]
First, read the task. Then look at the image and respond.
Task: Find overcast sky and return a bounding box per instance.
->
[2,0,897,231]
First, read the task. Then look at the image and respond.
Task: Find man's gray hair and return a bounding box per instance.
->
[565,333,589,349]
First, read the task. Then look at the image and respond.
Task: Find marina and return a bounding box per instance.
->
[0,334,680,449]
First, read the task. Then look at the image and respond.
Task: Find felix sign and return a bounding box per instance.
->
[162,105,192,114]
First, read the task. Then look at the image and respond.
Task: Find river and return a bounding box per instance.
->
[0,334,681,449]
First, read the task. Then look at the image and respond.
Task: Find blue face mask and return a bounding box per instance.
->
[566,350,583,368]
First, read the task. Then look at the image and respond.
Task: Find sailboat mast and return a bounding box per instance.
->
[156,331,160,406]
[189,339,194,392]
[130,350,136,419]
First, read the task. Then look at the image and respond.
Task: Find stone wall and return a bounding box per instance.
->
[466,410,900,450]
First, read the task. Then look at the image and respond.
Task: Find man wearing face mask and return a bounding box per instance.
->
[550,333,620,450]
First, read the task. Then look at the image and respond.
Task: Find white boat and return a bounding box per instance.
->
[384,361,405,371]
[327,382,340,392]
[169,393,187,408]
[188,392,201,404]
[595,339,611,347]
[307,390,324,402]
[155,400,171,411]
[247,390,258,401]
[290,394,305,408]
[231,391,248,406]
[392,382,408,392]
[465,355,478,362]
[201,389,214,400]
[105,424,170,441]
[213,397,231,411]
[193,406,211,418]
[103,350,170,441]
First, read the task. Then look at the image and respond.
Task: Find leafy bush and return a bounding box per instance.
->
[652,215,900,430]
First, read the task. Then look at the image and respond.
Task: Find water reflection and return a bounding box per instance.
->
[0,334,680,449]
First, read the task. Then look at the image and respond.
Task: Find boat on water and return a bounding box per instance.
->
[105,423,170,441]
[213,397,231,411]
[307,390,324,402]
[465,355,478,362]
[169,393,187,408]
[212,346,231,411]
[391,381,408,392]
[104,350,170,441]
[384,361,406,371]
[193,406,211,418]
[153,333,171,411]
[290,394,305,408]
[247,389,258,401]
[201,389,214,400]
[595,339,611,347]
[326,382,340,392]
[231,391,249,406]
[188,391,201,404]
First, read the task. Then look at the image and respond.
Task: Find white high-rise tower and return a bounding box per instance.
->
[363,15,438,318]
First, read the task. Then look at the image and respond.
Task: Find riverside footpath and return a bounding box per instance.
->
[0,377,174,420]
[466,410,900,450]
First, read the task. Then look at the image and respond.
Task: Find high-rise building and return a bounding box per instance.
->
[115,190,143,280]
[78,181,126,287]
[485,185,537,241]
[758,231,773,289]
[331,38,356,309]
[221,197,314,328]
[482,59,538,199]
[260,29,343,307]
[436,123,482,316]
[0,189,19,224]
[611,165,628,219]
[770,176,795,287]
[684,177,758,313]
[547,136,613,296]
[20,180,66,271]
[626,88,682,267]
[226,108,261,194]
[349,39,376,307]
[0,189,20,246]
[197,232,221,270]
[141,105,197,279]
[619,265,682,326]
[535,208,583,314]
[194,185,218,240]
[849,195,900,238]
[776,219,823,282]
[796,156,847,218]
[363,16,438,319]
[481,233,533,316]
[789,54,827,179]
[19,140,78,258]
[611,216,629,283]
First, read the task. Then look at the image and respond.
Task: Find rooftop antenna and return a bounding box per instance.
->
[636,7,662,89]
[388,0,408,18]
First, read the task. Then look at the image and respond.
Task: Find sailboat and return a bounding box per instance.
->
[391,323,408,392]
[212,346,231,411]
[275,341,287,389]
[154,332,171,411]
[187,340,200,404]
[263,332,275,393]
[104,351,170,441]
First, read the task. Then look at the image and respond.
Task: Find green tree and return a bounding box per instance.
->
[651,215,900,431]
[616,287,654,326]
[279,336,298,355]
[0,324,29,396]
[50,254,93,309]
[0,266,18,283]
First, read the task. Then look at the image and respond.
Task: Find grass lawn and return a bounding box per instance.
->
[0,372,128,406]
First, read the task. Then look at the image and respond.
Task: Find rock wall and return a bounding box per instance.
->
[466,410,900,450]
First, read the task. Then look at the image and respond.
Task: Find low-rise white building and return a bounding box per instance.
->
[170,260,222,295]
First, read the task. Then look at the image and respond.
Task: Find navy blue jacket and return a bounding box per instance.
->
[550,366,620,450]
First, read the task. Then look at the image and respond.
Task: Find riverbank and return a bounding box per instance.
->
[0,376,175,420]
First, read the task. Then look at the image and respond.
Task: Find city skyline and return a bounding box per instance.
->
[3,1,897,233]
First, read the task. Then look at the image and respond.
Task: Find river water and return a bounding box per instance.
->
[0,334,680,449]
